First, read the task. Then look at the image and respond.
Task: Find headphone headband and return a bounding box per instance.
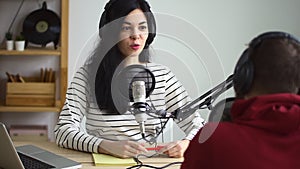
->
[249,31,300,49]
[99,0,153,30]
[99,0,117,30]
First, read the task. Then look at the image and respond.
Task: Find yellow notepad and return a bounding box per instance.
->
[92,153,137,166]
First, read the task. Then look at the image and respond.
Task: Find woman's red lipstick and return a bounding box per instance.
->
[130,44,140,50]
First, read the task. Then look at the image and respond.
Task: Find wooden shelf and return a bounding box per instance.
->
[0,0,68,114]
[0,105,61,113]
[0,100,62,113]
[0,48,61,56]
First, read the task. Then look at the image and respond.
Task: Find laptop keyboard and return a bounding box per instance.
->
[18,152,55,169]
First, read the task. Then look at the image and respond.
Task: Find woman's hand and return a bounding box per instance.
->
[98,140,148,158]
[159,139,190,158]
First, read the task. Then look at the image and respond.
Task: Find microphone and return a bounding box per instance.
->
[131,81,149,136]
[115,64,169,141]
[116,64,155,138]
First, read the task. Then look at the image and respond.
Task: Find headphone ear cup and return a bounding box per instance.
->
[233,49,254,97]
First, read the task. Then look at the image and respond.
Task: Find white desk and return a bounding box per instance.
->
[14,141,183,169]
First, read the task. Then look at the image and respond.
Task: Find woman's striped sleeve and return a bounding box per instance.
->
[54,67,102,153]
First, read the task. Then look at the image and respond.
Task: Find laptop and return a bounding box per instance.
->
[0,122,82,169]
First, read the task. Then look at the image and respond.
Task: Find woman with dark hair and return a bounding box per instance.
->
[54,0,204,158]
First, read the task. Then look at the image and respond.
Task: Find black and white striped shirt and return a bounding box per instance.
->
[54,62,204,153]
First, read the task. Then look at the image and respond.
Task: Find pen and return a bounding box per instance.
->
[146,146,164,151]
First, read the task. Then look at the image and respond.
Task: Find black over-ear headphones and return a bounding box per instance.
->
[233,31,300,97]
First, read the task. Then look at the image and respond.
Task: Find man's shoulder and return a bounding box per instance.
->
[195,122,245,143]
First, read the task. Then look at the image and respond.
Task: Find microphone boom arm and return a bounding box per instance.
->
[173,74,234,121]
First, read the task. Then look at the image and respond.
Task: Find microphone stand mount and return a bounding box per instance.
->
[172,74,234,121]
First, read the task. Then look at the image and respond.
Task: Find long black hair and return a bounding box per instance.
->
[92,0,156,114]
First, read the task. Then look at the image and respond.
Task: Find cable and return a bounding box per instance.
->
[7,0,25,33]
[127,151,182,169]
[141,117,170,144]
[159,118,164,143]
[127,161,182,169]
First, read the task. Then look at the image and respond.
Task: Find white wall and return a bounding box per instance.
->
[69,0,300,140]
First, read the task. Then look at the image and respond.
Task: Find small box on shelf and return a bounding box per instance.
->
[9,124,48,141]
[5,76,55,107]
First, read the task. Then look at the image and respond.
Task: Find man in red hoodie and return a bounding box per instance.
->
[181,31,300,169]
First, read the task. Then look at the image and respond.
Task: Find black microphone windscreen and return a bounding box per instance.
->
[113,64,155,102]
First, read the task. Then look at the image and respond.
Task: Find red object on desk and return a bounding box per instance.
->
[146,146,164,151]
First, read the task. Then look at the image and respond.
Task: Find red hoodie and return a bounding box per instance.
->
[181,93,300,169]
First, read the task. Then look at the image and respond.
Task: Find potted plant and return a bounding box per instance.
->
[5,32,14,50]
[15,33,25,51]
